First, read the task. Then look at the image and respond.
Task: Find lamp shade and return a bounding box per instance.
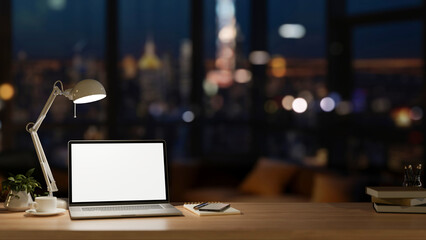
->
[70,79,106,104]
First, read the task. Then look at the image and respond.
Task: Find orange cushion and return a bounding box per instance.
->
[288,168,314,197]
[239,158,299,196]
[311,173,354,202]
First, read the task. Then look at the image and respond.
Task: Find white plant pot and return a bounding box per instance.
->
[4,190,34,211]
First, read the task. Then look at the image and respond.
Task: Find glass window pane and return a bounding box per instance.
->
[12,0,106,153]
[13,0,106,124]
[269,0,325,58]
[352,21,423,171]
[353,21,423,113]
[201,0,252,157]
[9,0,106,196]
[347,0,421,15]
[265,0,327,165]
[353,22,422,59]
[118,0,191,159]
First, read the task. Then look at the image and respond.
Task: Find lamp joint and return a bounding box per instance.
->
[25,122,35,133]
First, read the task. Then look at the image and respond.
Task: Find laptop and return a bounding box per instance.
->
[68,140,182,219]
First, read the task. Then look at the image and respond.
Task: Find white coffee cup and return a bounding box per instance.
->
[32,196,57,212]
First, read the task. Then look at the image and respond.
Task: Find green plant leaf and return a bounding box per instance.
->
[15,174,25,180]
[26,168,35,177]
[2,169,42,195]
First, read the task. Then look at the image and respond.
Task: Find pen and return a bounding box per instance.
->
[193,202,209,210]
[409,165,414,183]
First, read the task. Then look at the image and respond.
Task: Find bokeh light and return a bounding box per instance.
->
[264,100,279,114]
[148,102,165,117]
[215,57,234,70]
[269,56,286,78]
[320,97,336,112]
[352,88,367,113]
[371,97,391,113]
[234,69,252,83]
[206,70,233,88]
[292,98,308,113]
[316,84,328,98]
[122,55,137,79]
[328,92,341,105]
[249,51,270,65]
[182,111,195,123]
[281,95,294,111]
[392,107,411,128]
[299,90,314,104]
[278,24,306,39]
[0,83,15,101]
[410,106,423,121]
[47,0,67,11]
[336,101,352,115]
[219,47,234,58]
[210,95,224,111]
[218,25,236,43]
[216,0,235,19]
[203,80,219,96]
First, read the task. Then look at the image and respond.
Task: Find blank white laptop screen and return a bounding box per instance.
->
[70,142,167,203]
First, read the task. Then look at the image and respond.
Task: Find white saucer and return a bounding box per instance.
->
[25,208,66,216]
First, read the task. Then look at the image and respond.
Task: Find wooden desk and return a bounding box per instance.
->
[1,202,426,240]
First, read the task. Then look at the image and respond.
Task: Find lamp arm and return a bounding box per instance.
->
[28,130,58,195]
[32,85,62,131]
[26,81,64,196]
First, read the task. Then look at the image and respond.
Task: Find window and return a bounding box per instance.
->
[201,0,253,160]
[118,0,192,159]
[347,0,421,15]
[11,0,106,170]
[264,0,327,165]
[351,21,423,171]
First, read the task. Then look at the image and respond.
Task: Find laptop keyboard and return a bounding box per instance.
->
[82,205,163,212]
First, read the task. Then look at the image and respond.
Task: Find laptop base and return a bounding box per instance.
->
[69,203,182,220]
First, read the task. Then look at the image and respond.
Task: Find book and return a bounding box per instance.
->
[373,202,426,213]
[371,196,426,206]
[366,187,426,198]
[183,203,241,216]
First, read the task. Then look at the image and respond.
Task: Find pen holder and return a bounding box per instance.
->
[403,164,422,187]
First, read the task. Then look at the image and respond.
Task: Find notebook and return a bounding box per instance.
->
[366,187,426,198]
[68,140,182,220]
[373,202,426,213]
[183,203,241,216]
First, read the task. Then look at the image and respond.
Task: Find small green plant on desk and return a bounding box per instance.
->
[1,168,42,211]
[2,168,41,198]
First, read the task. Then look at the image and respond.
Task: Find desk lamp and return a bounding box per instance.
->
[26,79,106,197]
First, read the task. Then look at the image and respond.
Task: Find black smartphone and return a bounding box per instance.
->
[198,203,230,212]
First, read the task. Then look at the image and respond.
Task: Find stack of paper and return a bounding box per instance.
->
[366,187,426,213]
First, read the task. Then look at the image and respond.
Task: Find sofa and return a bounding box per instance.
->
[169,157,366,203]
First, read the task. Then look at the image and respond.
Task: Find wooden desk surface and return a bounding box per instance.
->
[1,202,426,240]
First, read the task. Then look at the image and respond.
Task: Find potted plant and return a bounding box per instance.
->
[2,168,41,211]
